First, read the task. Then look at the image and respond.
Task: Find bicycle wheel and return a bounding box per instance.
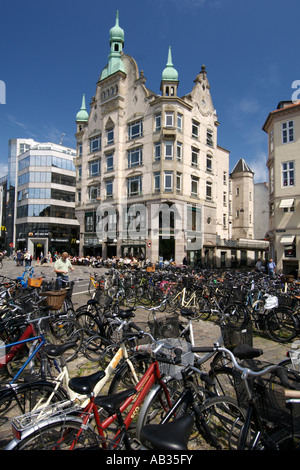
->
[196,396,245,450]
[269,428,300,450]
[108,356,150,395]
[208,366,239,400]
[136,380,182,440]
[83,335,115,362]
[7,417,100,450]
[45,318,83,362]
[194,294,212,321]
[222,303,250,330]
[75,310,103,339]
[0,382,67,449]
[265,307,298,343]
[166,291,182,313]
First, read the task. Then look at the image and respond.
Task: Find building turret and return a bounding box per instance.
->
[160,46,179,97]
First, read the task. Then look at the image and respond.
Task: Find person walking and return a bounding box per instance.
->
[54,252,74,288]
[267,258,276,277]
[24,251,31,267]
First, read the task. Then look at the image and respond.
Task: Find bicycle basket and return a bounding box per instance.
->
[232,287,247,303]
[42,290,67,310]
[156,337,194,381]
[148,313,180,340]
[277,294,294,308]
[221,323,253,348]
[27,277,43,288]
[234,361,300,429]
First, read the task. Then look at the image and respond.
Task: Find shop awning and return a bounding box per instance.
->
[279,199,294,208]
[280,235,295,245]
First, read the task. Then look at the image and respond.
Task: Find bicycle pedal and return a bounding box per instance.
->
[130,438,141,450]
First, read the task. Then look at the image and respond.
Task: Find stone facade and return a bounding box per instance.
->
[75,12,267,267]
[263,101,300,276]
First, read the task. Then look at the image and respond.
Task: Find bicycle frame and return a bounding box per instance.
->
[65,359,171,450]
[11,357,172,450]
[0,323,45,384]
[172,287,198,310]
[20,336,144,420]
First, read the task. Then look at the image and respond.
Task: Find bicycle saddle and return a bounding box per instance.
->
[87,298,98,306]
[43,342,78,358]
[68,370,106,395]
[233,343,263,360]
[140,414,194,450]
[94,388,137,414]
[118,308,136,318]
[180,308,201,318]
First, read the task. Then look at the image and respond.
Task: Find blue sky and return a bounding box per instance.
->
[0,0,299,183]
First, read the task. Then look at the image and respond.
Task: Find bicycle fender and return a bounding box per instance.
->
[135,383,162,441]
[5,415,85,450]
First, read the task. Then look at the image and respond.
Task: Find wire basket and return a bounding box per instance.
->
[231,287,248,303]
[221,323,253,348]
[42,289,67,310]
[157,337,194,381]
[277,294,294,308]
[148,313,180,340]
[234,361,300,430]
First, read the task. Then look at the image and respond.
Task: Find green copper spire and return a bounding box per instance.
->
[109,10,124,45]
[76,94,89,122]
[101,11,125,80]
[162,46,178,81]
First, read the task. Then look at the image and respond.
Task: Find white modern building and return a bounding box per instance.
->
[8,139,79,258]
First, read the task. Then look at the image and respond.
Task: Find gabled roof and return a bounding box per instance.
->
[231,158,254,175]
[262,100,300,132]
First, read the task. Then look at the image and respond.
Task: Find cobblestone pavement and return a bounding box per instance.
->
[0,259,294,371]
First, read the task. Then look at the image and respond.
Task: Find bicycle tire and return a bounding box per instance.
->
[268,428,300,450]
[197,395,246,450]
[208,366,239,400]
[82,334,115,362]
[75,310,103,339]
[136,380,183,440]
[166,291,182,313]
[7,416,100,450]
[0,381,68,449]
[265,307,298,343]
[222,303,250,330]
[193,294,212,320]
[108,356,150,395]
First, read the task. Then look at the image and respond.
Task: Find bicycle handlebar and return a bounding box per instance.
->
[191,344,278,378]
[135,297,168,312]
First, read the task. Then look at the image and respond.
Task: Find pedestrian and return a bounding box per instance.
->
[54,252,74,288]
[255,258,262,271]
[267,258,276,276]
[182,254,188,266]
[16,250,22,267]
[24,251,31,267]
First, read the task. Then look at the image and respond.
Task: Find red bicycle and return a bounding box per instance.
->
[7,333,178,450]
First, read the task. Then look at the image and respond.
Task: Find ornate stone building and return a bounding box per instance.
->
[74,12,266,266]
[263,100,300,276]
